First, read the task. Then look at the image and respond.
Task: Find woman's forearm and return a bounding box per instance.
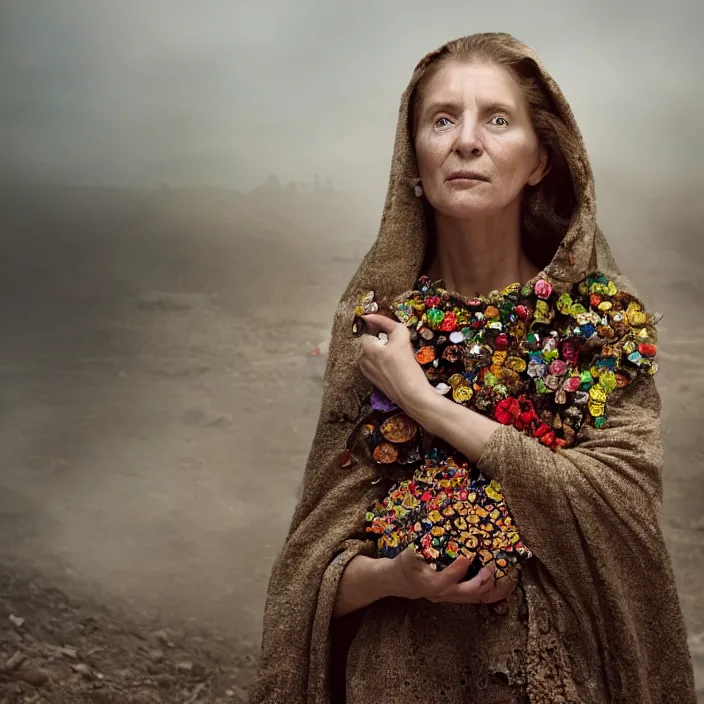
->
[405,387,500,465]
[332,388,501,621]
[332,555,397,619]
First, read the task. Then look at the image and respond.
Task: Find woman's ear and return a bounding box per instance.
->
[527,145,551,187]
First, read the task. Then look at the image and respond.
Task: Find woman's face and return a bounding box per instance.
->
[414,60,548,219]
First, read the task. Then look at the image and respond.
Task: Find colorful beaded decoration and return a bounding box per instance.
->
[344,273,659,579]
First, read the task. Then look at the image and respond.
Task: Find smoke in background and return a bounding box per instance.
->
[1,0,702,197]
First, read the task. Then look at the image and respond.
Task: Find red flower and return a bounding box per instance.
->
[494,397,521,425]
[495,333,509,350]
[519,411,536,425]
[532,423,550,438]
[439,311,458,332]
[560,340,580,364]
[539,431,556,447]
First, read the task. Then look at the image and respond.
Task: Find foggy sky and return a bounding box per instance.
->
[1,0,702,194]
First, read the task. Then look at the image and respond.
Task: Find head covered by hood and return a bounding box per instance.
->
[248,33,696,704]
[322,32,621,426]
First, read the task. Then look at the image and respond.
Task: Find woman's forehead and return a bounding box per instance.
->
[421,61,522,107]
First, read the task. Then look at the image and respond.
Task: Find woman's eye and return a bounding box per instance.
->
[434,116,453,128]
[491,115,509,127]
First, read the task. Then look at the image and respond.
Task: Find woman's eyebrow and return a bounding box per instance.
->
[422,99,516,119]
[479,100,515,114]
[421,100,462,118]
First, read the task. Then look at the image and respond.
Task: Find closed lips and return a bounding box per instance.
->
[447,171,489,181]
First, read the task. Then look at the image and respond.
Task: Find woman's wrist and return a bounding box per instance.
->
[402,384,444,428]
[371,555,401,599]
[333,555,398,619]
[356,555,403,602]
[403,384,500,465]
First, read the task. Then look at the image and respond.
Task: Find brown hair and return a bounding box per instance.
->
[410,35,579,272]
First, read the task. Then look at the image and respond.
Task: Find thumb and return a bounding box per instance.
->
[435,557,471,587]
[362,313,407,339]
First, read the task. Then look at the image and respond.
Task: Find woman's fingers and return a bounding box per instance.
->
[431,557,472,589]
[428,565,494,601]
[428,563,489,602]
[393,550,518,605]
[444,578,511,604]
[359,333,387,355]
[438,569,518,604]
[480,574,517,604]
[360,313,400,336]
[425,563,517,604]
[360,314,410,346]
[394,550,473,599]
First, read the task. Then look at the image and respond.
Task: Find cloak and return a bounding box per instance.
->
[248,33,696,703]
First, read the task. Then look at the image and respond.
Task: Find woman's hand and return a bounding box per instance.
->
[358,314,432,413]
[357,313,499,463]
[386,547,518,604]
[426,562,518,604]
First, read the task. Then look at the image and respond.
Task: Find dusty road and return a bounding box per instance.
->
[0,184,701,701]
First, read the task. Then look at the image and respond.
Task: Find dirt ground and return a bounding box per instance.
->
[0,183,701,702]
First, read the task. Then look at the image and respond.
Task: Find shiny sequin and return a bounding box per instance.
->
[346,272,659,574]
[365,451,532,579]
[380,414,419,443]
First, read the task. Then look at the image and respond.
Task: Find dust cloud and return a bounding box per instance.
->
[0,0,702,699]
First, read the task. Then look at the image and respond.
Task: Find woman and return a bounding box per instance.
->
[248,33,696,703]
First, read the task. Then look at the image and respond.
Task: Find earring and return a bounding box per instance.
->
[414,182,424,197]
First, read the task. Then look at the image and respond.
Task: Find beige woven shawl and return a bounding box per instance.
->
[248,33,696,704]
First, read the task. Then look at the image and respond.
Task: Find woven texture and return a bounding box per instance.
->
[248,33,696,704]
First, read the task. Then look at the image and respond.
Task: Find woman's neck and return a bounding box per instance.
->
[425,207,540,298]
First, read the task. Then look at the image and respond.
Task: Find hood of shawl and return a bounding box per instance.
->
[321,33,622,423]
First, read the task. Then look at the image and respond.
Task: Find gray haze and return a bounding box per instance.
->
[1,0,702,195]
[0,2,703,696]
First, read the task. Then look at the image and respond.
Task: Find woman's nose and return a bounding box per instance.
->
[453,117,483,157]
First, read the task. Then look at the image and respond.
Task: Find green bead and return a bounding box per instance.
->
[556,292,573,313]
[484,372,498,387]
[598,371,617,393]
[427,308,445,328]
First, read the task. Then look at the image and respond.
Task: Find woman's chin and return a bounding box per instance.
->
[434,196,495,220]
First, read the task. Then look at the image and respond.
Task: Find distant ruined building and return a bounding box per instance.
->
[313,173,334,192]
[252,173,334,195]
[252,174,284,193]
